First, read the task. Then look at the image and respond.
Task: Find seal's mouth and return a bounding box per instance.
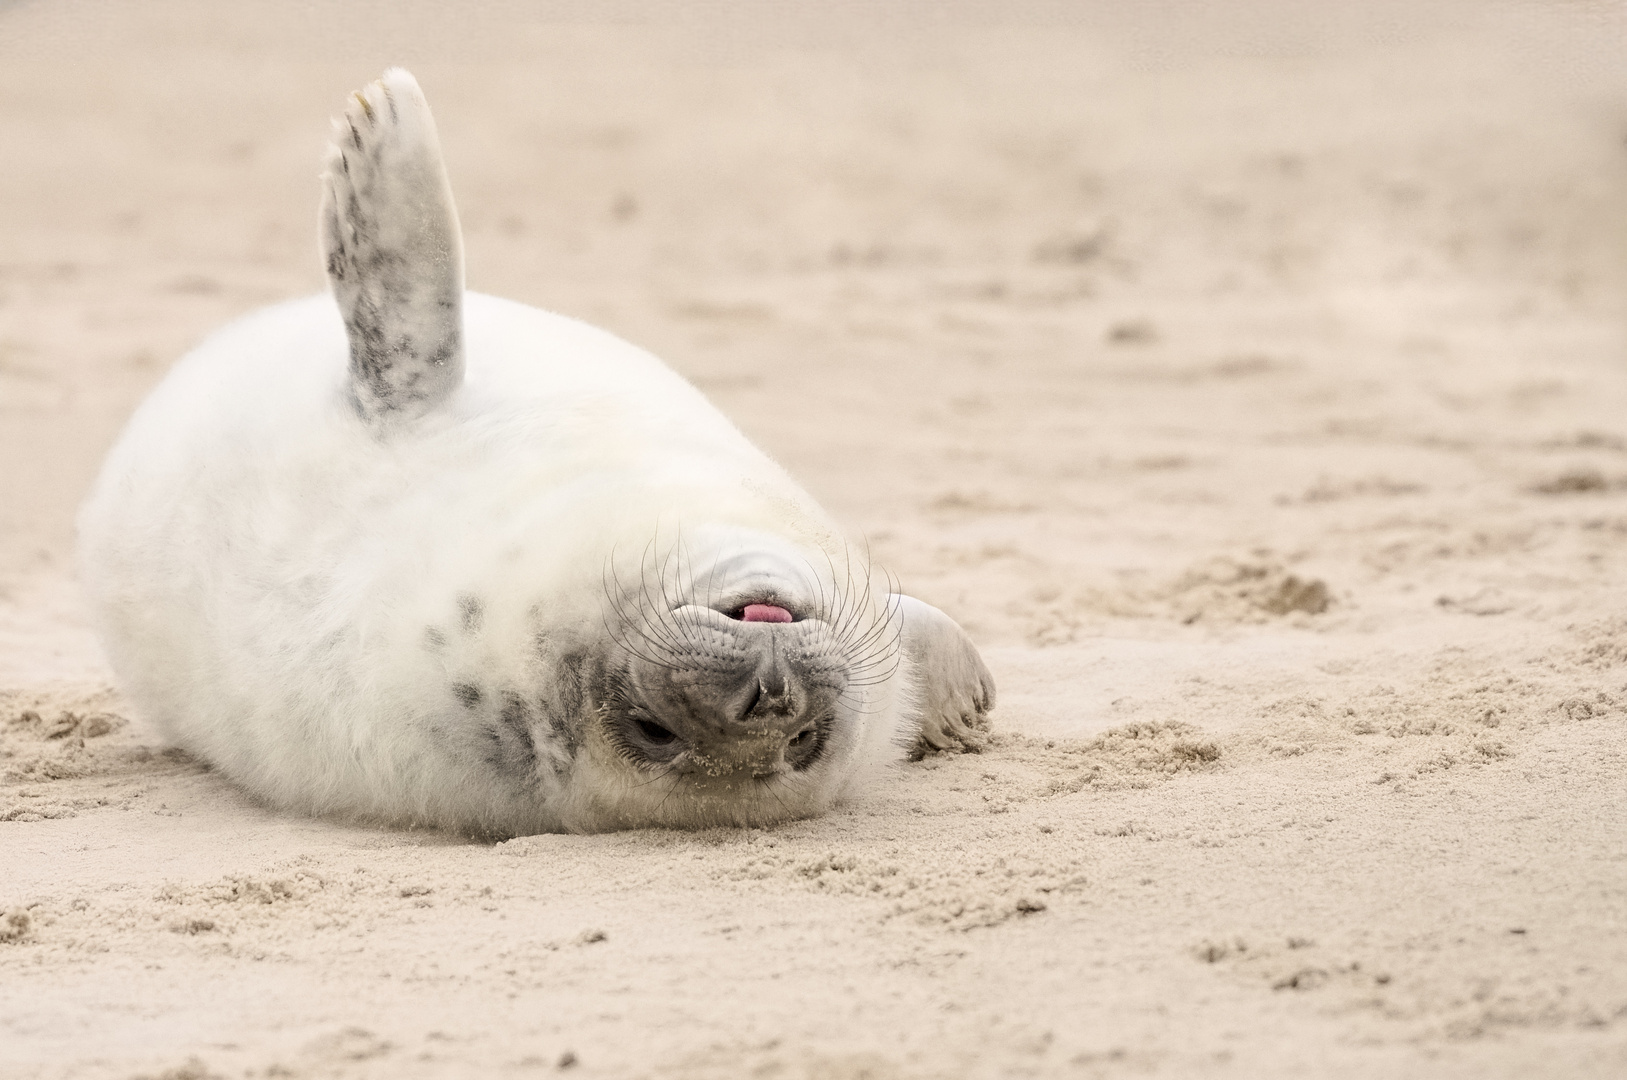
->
[710,593,804,623]
[735,603,794,623]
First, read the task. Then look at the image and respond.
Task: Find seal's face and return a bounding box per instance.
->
[574,534,902,829]
[609,606,849,779]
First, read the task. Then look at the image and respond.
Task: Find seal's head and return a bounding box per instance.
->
[566,528,905,830]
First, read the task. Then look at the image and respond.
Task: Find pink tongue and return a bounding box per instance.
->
[741,604,793,623]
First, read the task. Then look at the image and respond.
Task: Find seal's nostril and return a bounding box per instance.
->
[739,682,763,721]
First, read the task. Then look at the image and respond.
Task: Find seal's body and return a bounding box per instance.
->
[78,70,992,836]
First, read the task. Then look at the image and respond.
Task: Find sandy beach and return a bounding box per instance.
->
[3,1,1626,1076]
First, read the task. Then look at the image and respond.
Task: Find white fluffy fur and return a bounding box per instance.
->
[80,292,929,833]
[78,69,990,837]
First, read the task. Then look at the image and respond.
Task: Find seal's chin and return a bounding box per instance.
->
[673,536,824,621]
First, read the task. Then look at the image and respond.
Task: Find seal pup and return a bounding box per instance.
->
[78,69,993,837]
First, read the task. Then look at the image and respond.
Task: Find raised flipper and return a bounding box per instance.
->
[894,595,996,757]
[320,68,465,424]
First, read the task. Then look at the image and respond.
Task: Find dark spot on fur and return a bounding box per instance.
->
[500,693,536,748]
[423,626,447,651]
[543,709,574,769]
[452,682,482,709]
[525,642,586,775]
[557,652,587,726]
[475,691,538,778]
[459,595,485,633]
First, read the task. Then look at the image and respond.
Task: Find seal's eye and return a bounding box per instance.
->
[784,724,826,770]
[635,718,679,745]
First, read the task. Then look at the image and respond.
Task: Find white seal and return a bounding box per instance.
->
[77,69,993,836]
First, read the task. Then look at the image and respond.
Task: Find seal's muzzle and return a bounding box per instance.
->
[613,606,849,777]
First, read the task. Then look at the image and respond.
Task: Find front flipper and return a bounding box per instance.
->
[320,68,464,424]
[895,595,996,757]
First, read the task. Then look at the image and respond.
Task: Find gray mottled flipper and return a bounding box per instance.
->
[320,68,464,424]
[895,595,996,757]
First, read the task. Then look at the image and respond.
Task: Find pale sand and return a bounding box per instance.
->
[3,2,1626,1077]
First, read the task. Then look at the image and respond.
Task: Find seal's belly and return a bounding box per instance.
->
[76,292,834,831]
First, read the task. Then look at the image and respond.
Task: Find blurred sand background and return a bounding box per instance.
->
[3,1,1627,1076]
